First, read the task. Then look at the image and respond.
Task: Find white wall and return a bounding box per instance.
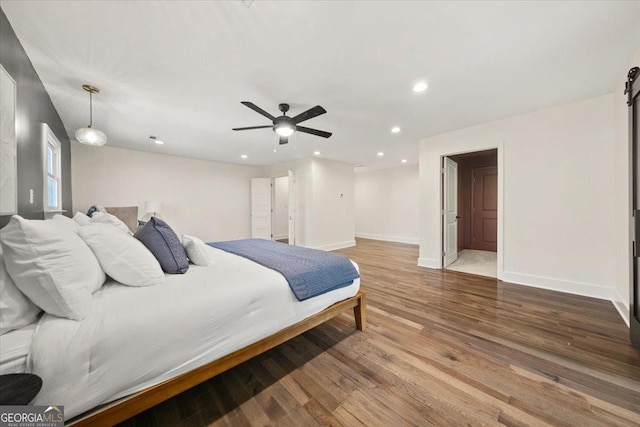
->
[612,48,640,325]
[419,94,616,301]
[355,165,419,244]
[310,158,355,250]
[264,158,355,250]
[273,176,289,239]
[71,142,263,241]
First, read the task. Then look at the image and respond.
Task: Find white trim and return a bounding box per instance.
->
[497,146,504,280]
[417,257,440,269]
[273,233,288,240]
[308,240,356,251]
[42,123,62,213]
[501,270,612,301]
[355,233,418,245]
[435,144,505,280]
[611,289,630,327]
[0,64,18,215]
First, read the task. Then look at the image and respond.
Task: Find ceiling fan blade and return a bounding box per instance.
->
[292,105,326,124]
[279,136,288,145]
[232,125,272,131]
[241,101,276,121]
[296,126,332,138]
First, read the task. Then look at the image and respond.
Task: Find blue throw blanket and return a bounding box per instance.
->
[207,239,360,301]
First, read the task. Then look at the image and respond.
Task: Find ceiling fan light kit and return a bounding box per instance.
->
[75,84,107,146]
[275,125,294,137]
[274,105,295,137]
[233,102,331,145]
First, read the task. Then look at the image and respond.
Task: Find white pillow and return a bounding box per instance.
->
[91,212,132,235]
[0,247,41,335]
[182,235,233,267]
[79,224,165,287]
[0,215,106,321]
[73,212,91,226]
[52,214,80,233]
[182,234,212,266]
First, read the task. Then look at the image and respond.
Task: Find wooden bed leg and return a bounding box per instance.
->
[354,291,366,331]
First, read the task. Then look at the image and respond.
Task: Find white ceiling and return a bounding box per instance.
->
[2,1,639,171]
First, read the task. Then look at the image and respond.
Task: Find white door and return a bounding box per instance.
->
[251,178,272,239]
[443,157,458,267]
[288,170,296,245]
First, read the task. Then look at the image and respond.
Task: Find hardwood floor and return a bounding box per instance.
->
[118,238,640,426]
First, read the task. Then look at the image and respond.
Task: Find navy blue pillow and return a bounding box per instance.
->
[134,217,189,274]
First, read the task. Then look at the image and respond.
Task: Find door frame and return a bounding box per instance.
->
[287,170,296,245]
[627,66,639,346]
[437,145,504,279]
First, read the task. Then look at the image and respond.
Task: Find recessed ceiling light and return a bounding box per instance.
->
[377,152,384,157]
[314,151,321,156]
[391,127,401,133]
[241,154,248,159]
[401,159,408,163]
[413,81,428,93]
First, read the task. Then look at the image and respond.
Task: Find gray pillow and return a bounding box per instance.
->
[134,217,189,274]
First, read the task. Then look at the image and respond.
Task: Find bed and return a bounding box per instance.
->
[0,207,365,426]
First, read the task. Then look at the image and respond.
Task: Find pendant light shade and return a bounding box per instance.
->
[75,84,107,146]
[75,127,107,146]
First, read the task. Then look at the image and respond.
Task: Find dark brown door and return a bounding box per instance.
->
[471,166,497,252]
[629,66,640,347]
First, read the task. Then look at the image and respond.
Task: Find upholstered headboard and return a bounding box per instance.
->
[105,206,138,233]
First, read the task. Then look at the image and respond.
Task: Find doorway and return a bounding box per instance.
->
[251,171,297,244]
[442,149,498,277]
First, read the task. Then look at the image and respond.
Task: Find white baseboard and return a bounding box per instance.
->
[395,244,630,327]
[417,257,440,269]
[273,233,288,240]
[413,264,630,327]
[612,289,630,327]
[310,240,356,251]
[355,233,419,245]
[501,271,612,301]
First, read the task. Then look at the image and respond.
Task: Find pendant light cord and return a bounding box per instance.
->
[89,90,93,128]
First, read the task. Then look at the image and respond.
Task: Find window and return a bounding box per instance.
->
[42,124,62,212]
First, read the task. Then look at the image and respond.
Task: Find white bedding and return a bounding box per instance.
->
[28,247,360,419]
[0,323,37,374]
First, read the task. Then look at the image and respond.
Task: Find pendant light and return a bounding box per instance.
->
[75,84,107,146]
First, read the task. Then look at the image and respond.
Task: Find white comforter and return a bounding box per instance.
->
[28,249,359,419]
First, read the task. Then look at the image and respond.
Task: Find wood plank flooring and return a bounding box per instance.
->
[118,238,640,426]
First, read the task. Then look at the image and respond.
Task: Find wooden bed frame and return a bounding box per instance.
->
[67,291,366,426]
[67,208,366,425]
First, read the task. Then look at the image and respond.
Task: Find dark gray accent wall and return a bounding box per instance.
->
[0,7,72,228]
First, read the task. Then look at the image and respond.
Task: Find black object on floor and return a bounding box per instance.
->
[0,373,42,405]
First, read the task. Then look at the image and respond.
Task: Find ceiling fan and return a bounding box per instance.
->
[232,102,332,145]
